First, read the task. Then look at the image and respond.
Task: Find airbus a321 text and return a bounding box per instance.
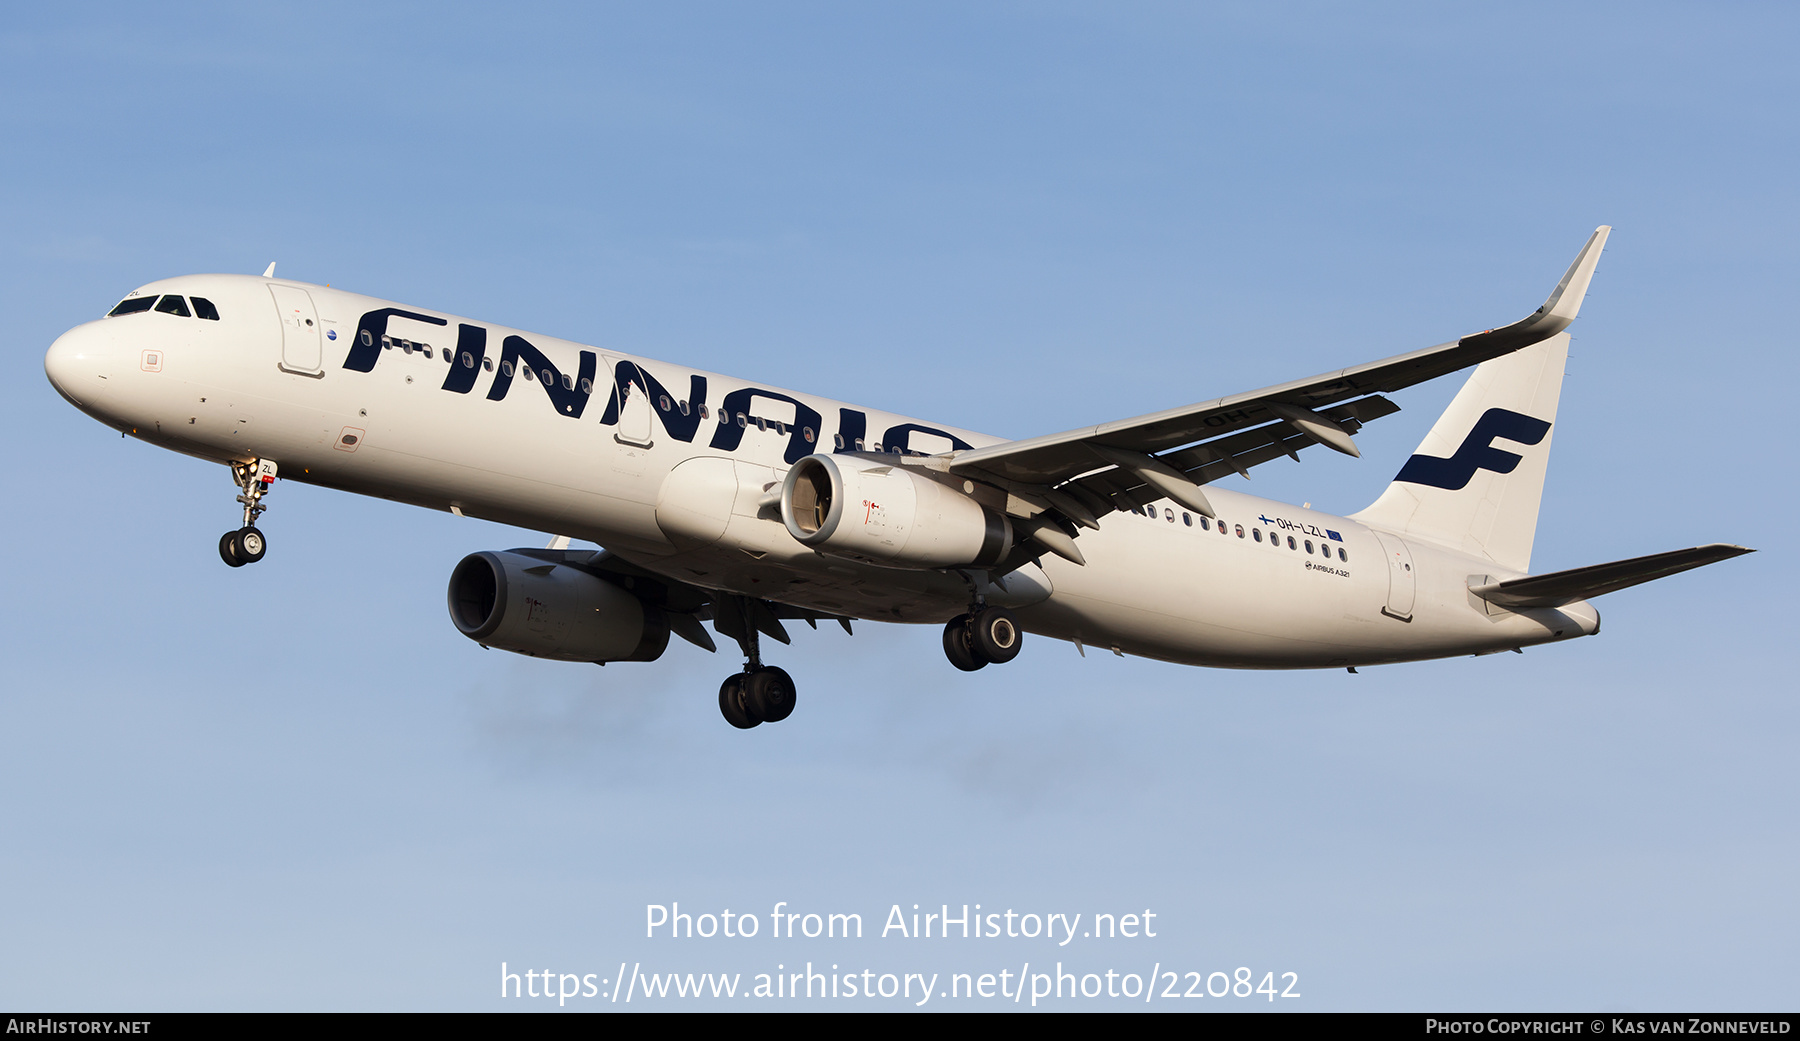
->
[44,228,1750,728]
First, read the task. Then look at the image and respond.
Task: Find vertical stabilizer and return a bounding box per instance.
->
[1350,333,1568,573]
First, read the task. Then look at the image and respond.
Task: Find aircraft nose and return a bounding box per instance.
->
[45,321,116,410]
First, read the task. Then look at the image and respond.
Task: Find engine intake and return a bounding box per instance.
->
[447,551,669,663]
[779,453,1011,568]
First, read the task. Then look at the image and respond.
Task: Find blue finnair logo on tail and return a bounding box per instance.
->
[1393,408,1552,491]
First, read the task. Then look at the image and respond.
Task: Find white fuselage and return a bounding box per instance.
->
[44,274,1599,670]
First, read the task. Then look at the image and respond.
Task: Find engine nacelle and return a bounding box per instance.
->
[447,551,670,663]
[779,453,1012,568]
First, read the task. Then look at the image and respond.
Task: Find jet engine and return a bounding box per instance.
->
[779,453,1012,568]
[447,551,670,663]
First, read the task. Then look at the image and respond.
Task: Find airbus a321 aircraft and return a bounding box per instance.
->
[44,227,1749,728]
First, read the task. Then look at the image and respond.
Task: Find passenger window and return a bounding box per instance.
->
[1339,548,1348,562]
[361,329,374,347]
[462,352,474,368]
[1199,517,1210,531]
[1235,524,1245,538]
[834,434,845,449]
[500,360,513,377]
[1182,513,1192,527]
[698,404,710,420]
[804,427,816,443]
[483,357,494,371]
[1304,540,1313,553]
[191,297,220,320]
[737,414,747,428]
[659,394,672,411]
[107,296,157,316]
[154,295,191,317]
[1253,528,1262,542]
[1287,536,1296,550]
[579,378,593,394]
[562,374,574,390]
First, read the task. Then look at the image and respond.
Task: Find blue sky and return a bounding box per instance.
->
[1,2,1793,1011]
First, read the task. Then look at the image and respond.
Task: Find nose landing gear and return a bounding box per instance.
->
[219,459,277,567]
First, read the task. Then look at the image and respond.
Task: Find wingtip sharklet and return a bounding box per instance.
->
[1537,224,1612,328]
[1467,225,1611,349]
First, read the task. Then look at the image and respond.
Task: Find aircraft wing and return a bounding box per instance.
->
[947,227,1611,523]
[512,547,855,656]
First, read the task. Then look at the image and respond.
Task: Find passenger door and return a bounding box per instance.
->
[1371,529,1416,622]
[269,285,323,376]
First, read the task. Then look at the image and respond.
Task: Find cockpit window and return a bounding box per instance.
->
[154,295,192,317]
[107,296,157,317]
[191,297,220,321]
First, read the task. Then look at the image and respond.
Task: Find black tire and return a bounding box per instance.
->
[235,526,268,564]
[219,531,245,568]
[972,606,1023,664]
[719,674,759,729]
[942,614,986,672]
[745,666,796,723]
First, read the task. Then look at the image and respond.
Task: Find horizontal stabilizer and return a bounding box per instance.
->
[1470,544,1753,610]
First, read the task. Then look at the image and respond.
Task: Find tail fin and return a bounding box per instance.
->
[1350,333,1569,572]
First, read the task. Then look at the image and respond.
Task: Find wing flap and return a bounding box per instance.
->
[1062,395,1400,514]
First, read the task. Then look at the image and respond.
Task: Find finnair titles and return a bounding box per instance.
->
[44,229,1750,728]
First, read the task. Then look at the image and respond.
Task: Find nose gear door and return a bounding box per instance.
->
[270,284,323,376]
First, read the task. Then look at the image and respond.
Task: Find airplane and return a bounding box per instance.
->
[42,227,1751,729]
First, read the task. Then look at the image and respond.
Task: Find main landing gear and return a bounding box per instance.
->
[942,604,1023,672]
[718,666,797,730]
[219,459,276,568]
[715,600,798,730]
